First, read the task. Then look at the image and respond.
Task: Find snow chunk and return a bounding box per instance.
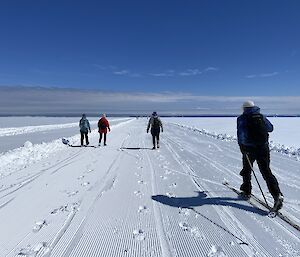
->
[24,141,33,148]
[19,242,47,256]
[179,222,189,231]
[133,229,145,241]
[32,220,47,232]
[138,205,147,213]
[208,245,227,257]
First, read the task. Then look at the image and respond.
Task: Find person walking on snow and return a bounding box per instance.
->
[237,100,283,211]
[79,114,91,146]
[98,114,110,146]
[147,112,163,149]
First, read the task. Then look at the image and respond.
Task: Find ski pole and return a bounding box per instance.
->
[245,153,270,208]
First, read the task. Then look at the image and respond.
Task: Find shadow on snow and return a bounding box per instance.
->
[152,191,268,216]
[120,147,153,150]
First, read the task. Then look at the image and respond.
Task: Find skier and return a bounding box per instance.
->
[237,100,283,211]
[98,113,110,146]
[79,114,91,146]
[147,111,163,149]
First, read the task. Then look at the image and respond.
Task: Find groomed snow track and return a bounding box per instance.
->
[0,119,300,257]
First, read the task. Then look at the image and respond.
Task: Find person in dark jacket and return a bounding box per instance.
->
[237,101,283,211]
[98,114,110,146]
[147,112,163,149]
[79,114,91,146]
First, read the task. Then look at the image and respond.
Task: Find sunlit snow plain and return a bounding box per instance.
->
[0,116,299,257]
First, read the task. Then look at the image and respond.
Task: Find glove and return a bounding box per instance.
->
[108,128,111,132]
[89,130,91,133]
[147,129,149,133]
[161,129,163,133]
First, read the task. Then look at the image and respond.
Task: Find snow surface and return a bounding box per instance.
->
[0,118,300,256]
[0,117,129,153]
[164,117,300,149]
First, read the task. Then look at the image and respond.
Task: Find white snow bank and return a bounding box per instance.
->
[170,123,300,160]
[164,117,300,149]
[0,118,129,137]
[0,119,134,177]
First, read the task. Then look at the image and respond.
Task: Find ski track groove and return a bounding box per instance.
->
[166,129,300,237]
[2,120,300,257]
[163,137,254,255]
[163,134,279,257]
[164,128,300,256]
[144,139,173,257]
[0,150,82,202]
[56,150,124,257]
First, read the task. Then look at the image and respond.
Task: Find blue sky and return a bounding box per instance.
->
[0,0,299,96]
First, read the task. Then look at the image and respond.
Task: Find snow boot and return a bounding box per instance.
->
[157,143,160,148]
[273,194,284,212]
[152,146,156,150]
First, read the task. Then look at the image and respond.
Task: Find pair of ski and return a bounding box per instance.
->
[62,138,98,148]
[223,181,300,232]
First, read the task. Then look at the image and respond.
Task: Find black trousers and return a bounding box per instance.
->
[80,132,89,145]
[151,129,160,147]
[240,144,281,199]
[99,133,107,144]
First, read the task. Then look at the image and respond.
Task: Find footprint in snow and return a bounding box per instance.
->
[33,220,47,232]
[66,190,79,197]
[138,180,146,185]
[160,175,168,180]
[134,190,143,197]
[81,182,90,187]
[179,208,191,216]
[178,222,206,239]
[166,192,175,198]
[133,229,145,241]
[190,227,206,239]
[51,205,68,215]
[85,169,93,173]
[169,182,177,188]
[77,175,85,180]
[179,222,189,231]
[19,242,47,256]
[208,245,227,257]
[138,205,147,213]
[165,170,172,175]
[134,172,141,178]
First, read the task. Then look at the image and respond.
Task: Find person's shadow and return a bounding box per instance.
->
[120,147,153,150]
[152,191,268,216]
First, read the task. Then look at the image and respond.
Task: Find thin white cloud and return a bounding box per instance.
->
[113,70,130,75]
[246,72,279,79]
[179,69,202,76]
[245,74,257,79]
[178,67,219,76]
[204,67,219,72]
[260,72,278,77]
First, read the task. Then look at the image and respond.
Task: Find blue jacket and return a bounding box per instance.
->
[237,106,273,146]
[79,117,91,133]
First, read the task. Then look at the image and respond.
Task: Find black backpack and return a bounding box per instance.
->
[152,117,160,129]
[246,113,268,145]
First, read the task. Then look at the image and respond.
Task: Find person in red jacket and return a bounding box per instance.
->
[98,114,110,146]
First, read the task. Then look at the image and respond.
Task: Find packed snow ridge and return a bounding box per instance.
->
[170,122,300,160]
[0,119,134,178]
[0,121,99,137]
